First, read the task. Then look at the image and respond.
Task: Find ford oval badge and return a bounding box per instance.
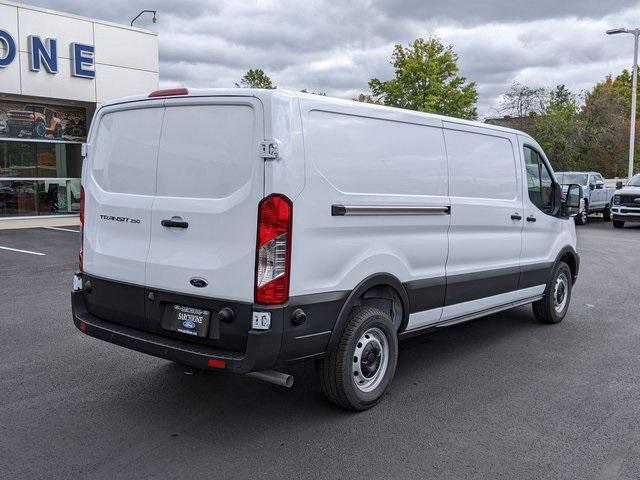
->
[190,278,208,288]
[182,320,196,329]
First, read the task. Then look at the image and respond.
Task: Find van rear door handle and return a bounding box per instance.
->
[161,219,189,228]
[510,213,522,220]
[526,215,537,222]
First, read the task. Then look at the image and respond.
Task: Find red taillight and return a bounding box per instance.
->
[79,186,84,272]
[207,358,226,369]
[79,321,87,332]
[255,194,293,305]
[148,88,188,98]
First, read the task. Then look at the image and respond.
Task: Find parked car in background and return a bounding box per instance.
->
[6,105,63,139]
[555,171,615,225]
[611,174,640,228]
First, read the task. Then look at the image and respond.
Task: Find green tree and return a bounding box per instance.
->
[368,37,478,119]
[590,70,640,117]
[235,69,275,89]
[530,85,583,171]
[581,74,636,177]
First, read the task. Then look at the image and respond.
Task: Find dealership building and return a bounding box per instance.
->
[0,1,158,219]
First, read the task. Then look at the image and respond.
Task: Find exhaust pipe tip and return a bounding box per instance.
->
[246,370,294,388]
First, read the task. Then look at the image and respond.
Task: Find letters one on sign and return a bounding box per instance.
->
[0,29,95,79]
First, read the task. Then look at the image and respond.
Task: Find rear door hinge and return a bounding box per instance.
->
[259,139,280,160]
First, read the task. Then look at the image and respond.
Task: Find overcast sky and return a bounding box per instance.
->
[28,0,640,117]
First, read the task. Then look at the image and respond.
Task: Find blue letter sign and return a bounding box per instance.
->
[71,43,95,79]
[29,35,58,73]
[0,29,16,68]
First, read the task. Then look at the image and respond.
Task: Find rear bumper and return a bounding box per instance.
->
[72,290,277,373]
[71,273,347,373]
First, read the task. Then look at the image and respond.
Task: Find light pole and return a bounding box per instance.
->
[607,27,640,179]
[130,10,157,27]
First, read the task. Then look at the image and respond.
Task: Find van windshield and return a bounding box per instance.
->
[556,173,587,185]
[628,174,640,187]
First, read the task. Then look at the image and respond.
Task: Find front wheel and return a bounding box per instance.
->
[33,121,46,138]
[319,306,398,411]
[613,220,624,229]
[575,206,588,225]
[603,205,612,222]
[532,261,572,324]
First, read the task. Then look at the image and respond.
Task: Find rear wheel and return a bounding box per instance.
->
[319,306,398,411]
[533,261,572,324]
[603,205,612,222]
[613,220,625,229]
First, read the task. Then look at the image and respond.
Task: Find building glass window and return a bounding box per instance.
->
[0,141,83,216]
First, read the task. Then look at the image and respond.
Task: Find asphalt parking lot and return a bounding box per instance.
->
[1,220,639,479]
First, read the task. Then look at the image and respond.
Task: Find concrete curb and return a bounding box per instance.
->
[0,216,80,230]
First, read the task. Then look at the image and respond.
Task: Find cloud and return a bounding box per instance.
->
[20,0,640,116]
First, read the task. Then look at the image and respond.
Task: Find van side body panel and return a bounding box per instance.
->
[440,122,528,322]
[293,97,451,332]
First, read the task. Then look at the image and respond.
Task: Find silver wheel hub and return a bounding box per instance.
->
[352,327,389,393]
[553,273,569,313]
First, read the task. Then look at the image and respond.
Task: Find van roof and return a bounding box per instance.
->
[101,88,532,139]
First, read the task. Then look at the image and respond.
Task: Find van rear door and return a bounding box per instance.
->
[83,102,164,286]
[145,97,264,302]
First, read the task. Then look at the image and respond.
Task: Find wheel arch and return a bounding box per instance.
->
[327,273,409,351]
[554,246,579,285]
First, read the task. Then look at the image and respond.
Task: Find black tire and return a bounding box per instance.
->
[613,220,624,229]
[603,205,612,222]
[532,261,572,324]
[319,306,398,411]
[33,121,46,138]
[574,204,588,225]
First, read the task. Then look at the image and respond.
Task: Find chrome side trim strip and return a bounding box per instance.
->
[331,205,451,216]
[400,295,544,336]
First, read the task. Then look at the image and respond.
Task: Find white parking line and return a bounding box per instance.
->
[43,226,80,233]
[0,246,46,256]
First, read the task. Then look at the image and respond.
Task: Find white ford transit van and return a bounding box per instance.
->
[72,88,581,410]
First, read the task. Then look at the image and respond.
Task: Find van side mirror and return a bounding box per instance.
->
[562,184,582,217]
[589,183,595,191]
[595,182,604,190]
[616,180,624,189]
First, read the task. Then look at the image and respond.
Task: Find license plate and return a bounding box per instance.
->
[162,304,211,338]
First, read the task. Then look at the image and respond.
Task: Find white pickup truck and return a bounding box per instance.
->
[555,171,616,225]
[611,174,640,228]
